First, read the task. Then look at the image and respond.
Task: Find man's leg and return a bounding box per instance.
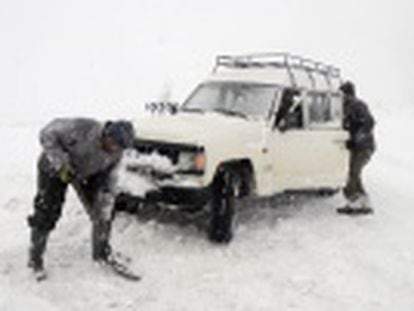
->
[91,213,113,261]
[28,155,68,271]
[356,149,373,196]
[339,149,373,214]
[344,151,359,202]
[73,170,114,261]
[73,171,141,281]
[344,149,373,200]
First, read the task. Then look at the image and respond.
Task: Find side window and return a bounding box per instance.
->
[307,92,342,129]
[330,93,343,121]
[284,103,303,129]
[309,92,331,123]
[275,88,304,130]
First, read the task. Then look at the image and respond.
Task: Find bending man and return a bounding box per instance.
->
[27,118,135,278]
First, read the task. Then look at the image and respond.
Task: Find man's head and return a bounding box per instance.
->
[340,81,356,98]
[101,120,135,153]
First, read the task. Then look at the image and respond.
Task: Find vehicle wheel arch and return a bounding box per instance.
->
[212,158,256,198]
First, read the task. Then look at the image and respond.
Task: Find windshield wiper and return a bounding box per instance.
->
[212,108,248,119]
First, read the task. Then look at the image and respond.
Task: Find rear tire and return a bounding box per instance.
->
[317,188,340,197]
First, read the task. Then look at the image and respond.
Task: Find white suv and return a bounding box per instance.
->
[118,53,349,243]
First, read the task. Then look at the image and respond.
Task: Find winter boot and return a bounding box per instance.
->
[28,228,49,280]
[92,221,112,262]
[92,239,112,262]
[337,195,373,215]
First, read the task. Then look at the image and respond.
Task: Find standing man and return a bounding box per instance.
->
[28,118,136,280]
[337,81,376,215]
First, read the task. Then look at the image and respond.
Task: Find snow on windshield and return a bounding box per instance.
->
[182,82,278,119]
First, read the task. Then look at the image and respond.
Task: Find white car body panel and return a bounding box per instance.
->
[133,113,270,189]
[133,109,348,196]
[269,129,348,192]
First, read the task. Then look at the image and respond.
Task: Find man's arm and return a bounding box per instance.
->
[351,100,375,134]
[351,101,375,148]
[39,120,71,172]
[359,102,375,132]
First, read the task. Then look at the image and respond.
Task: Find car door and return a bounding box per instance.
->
[268,88,314,191]
[302,91,349,188]
[269,89,348,192]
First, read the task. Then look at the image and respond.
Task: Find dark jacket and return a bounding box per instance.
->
[39,118,122,180]
[343,96,376,151]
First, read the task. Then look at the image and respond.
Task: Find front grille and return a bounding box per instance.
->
[133,139,203,165]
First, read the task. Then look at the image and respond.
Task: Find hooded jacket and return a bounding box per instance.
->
[343,96,376,151]
[39,118,122,180]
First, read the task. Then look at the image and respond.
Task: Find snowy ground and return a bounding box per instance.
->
[1,110,414,311]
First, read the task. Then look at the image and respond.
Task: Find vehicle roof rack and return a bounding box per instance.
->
[214,52,341,88]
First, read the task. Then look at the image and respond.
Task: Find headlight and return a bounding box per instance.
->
[193,152,206,171]
[178,150,206,174]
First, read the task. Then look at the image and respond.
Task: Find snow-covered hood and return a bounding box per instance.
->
[133,112,266,147]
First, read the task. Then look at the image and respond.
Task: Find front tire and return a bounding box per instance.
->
[208,170,236,243]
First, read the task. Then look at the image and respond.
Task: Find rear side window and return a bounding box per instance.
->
[307,92,342,129]
[309,93,331,123]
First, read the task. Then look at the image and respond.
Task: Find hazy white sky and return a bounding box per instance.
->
[0,0,413,122]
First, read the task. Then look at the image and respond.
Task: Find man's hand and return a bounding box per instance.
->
[58,163,74,183]
[345,139,354,150]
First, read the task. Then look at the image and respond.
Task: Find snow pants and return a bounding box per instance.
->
[343,148,374,202]
[28,154,115,261]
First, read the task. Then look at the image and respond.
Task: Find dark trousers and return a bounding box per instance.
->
[28,155,115,264]
[343,148,374,202]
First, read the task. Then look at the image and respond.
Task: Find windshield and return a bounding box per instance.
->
[181,82,278,119]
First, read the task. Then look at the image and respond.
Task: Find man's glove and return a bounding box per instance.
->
[345,139,354,150]
[58,163,74,183]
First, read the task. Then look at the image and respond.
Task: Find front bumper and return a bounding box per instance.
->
[145,185,212,205]
[115,185,212,213]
